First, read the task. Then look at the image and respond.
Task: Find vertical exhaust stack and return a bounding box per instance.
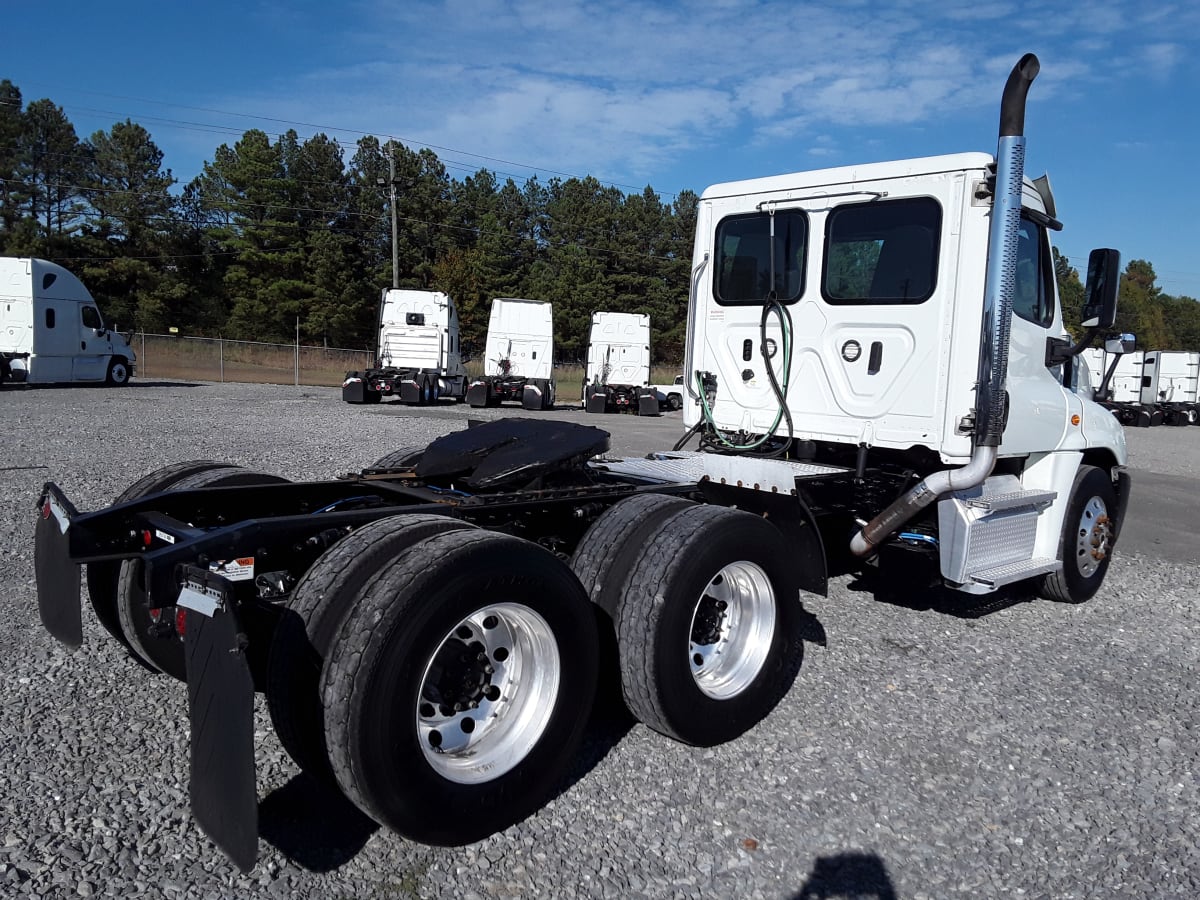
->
[850,54,1040,558]
[975,52,1040,446]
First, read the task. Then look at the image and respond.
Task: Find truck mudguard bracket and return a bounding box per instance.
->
[35,483,83,648]
[181,566,258,872]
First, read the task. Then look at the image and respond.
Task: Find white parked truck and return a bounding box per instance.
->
[1088,344,1167,427]
[651,373,686,411]
[466,297,555,410]
[582,311,659,415]
[1140,350,1199,426]
[342,289,468,404]
[33,55,1132,872]
[1,257,136,387]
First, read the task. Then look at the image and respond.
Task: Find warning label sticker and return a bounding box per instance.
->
[209,557,255,582]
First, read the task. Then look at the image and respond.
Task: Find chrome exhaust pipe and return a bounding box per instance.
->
[851,54,1039,558]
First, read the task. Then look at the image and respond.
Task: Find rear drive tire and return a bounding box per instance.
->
[1037,464,1118,604]
[116,465,290,680]
[570,492,698,617]
[613,504,803,746]
[369,446,426,469]
[321,530,598,844]
[267,514,476,779]
[85,460,231,661]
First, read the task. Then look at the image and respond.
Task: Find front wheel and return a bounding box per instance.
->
[106,357,131,385]
[321,530,598,844]
[1037,464,1118,604]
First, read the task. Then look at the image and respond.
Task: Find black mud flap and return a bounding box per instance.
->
[180,568,258,873]
[35,483,83,648]
[586,391,608,414]
[398,378,421,403]
[466,381,489,407]
[1111,468,1133,547]
[342,374,366,403]
[637,391,661,417]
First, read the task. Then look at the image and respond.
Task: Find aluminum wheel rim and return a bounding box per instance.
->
[687,560,776,700]
[417,602,560,784]
[1074,495,1112,578]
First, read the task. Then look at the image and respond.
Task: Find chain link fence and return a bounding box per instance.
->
[132,333,372,387]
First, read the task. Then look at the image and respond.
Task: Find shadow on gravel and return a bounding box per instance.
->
[792,851,897,899]
[258,773,378,872]
[847,566,1033,619]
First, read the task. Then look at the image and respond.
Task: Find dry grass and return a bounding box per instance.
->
[133,334,680,392]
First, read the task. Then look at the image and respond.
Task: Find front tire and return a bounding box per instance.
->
[1037,464,1118,604]
[106,357,130,385]
[613,504,803,746]
[321,530,598,844]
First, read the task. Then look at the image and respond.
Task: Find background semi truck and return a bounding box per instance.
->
[342,289,468,404]
[1140,350,1199,425]
[1,257,136,387]
[466,297,555,410]
[32,54,1132,872]
[582,311,659,415]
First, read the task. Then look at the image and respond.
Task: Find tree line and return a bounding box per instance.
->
[1,79,1196,365]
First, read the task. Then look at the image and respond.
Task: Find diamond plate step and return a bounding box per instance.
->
[964,488,1057,512]
[969,557,1061,588]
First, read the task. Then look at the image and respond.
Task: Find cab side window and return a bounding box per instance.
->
[81,306,103,330]
[714,211,807,305]
[822,197,941,305]
[1012,218,1055,327]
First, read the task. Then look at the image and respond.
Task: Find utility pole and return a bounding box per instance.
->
[388,155,399,289]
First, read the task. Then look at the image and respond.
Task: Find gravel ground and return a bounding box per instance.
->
[1,380,1197,899]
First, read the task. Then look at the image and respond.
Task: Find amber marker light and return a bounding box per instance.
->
[1071,414,1081,426]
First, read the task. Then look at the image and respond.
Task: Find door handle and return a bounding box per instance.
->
[868,341,883,375]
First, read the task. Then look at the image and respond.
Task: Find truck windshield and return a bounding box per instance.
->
[822,197,941,305]
[714,211,807,305]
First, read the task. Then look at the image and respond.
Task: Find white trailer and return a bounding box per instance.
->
[342,289,468,404]
[0,257,136,387]
[1140,350,1199,425]
[466,297,556,410]
[32,55,1135,872]
[582,311,658,415]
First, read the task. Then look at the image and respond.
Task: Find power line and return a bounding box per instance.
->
[15,79,666,198]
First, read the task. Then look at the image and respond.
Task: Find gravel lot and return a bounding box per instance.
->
[1,380,1197,899]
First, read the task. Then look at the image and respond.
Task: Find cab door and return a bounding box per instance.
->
[1000,217,1075,454]
[72,304,109,381]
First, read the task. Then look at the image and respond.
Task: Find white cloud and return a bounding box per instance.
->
[208,0,1199,187]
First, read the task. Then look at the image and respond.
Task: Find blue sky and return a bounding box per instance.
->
[7,0,1200,300]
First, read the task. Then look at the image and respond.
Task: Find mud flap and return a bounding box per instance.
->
[637,390,661,417]
[342,374,366,403]
[398,378,422,403]
[586,391,608,414]
[35,483,83,648]
[180,568,258,873]
[466,381,490,407]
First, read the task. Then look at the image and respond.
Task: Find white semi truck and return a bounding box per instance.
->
[582,311,659,415]
[1,257,136,387]
[466,297,556,410]
[33,55,1132,872]
[342,289,468,404]
[1140,350,1198,425]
